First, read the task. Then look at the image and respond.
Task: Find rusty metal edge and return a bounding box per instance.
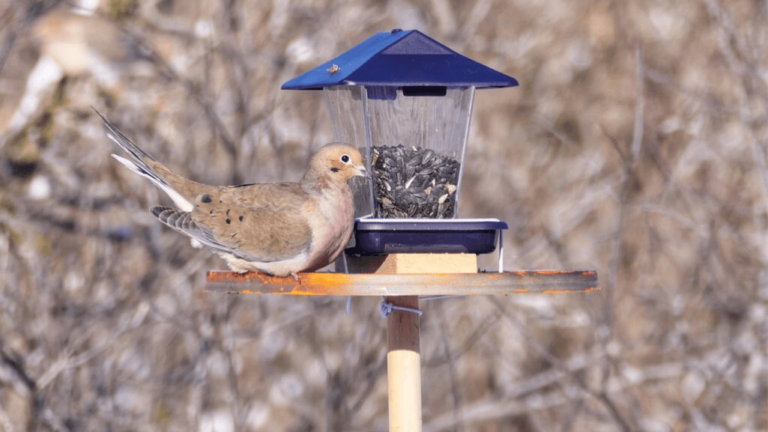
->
[204,270,599,296]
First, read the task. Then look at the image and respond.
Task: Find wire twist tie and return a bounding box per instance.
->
[379,297,423,318]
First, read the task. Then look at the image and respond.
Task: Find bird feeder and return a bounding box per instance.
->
[209,30,598,432]
[282,29,518,255]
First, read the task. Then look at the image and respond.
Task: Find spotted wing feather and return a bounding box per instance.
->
[151,206,232,255]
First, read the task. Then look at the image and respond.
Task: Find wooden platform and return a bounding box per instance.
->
[205,270,599,296]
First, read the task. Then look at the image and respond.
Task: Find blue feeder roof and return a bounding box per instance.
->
[281,29,518,90]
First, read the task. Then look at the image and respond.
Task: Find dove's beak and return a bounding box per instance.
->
[355,165,368,178]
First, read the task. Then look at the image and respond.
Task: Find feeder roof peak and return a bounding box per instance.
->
[281,29,518,90]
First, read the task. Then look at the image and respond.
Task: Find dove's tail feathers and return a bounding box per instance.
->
[109,154,191,211]
[95,109,194,212]
[151,206,231,254]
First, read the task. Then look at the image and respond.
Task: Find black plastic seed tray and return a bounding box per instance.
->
[346,218,508,255]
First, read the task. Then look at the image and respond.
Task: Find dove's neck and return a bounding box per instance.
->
[300,173,339,196]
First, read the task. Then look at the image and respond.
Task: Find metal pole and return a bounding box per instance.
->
[386,295,421,432]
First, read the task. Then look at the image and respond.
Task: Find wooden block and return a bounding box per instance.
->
[346,253,477,275]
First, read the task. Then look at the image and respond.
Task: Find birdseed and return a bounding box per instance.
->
[372,144,460,218]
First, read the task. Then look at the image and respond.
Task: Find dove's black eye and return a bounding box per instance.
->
[340,154,350,163]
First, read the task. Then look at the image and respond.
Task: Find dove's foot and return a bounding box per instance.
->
[290,272,300,281]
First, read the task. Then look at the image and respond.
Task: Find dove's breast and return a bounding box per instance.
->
[304,184,355,271]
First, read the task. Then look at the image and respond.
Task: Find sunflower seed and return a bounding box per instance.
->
[421,149,434,165]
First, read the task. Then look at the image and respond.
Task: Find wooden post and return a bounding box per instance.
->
[387,295,421,431]
[346,253,477,432]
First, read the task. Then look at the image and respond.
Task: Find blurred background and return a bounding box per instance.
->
[1,0,767,431]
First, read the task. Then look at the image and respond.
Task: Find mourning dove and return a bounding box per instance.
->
[96,111,366,278]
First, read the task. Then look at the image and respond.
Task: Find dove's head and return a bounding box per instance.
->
[303,143,367,186]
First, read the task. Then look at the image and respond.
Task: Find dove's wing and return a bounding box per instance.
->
[152,183,314,263]
[151,206,235,254]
